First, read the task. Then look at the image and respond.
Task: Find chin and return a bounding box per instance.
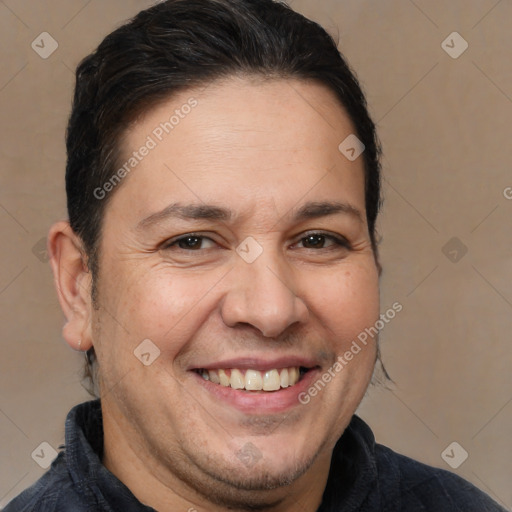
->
[186,452,319,511]
[185,433,324,493]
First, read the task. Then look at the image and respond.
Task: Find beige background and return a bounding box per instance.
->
[1,0,511,509]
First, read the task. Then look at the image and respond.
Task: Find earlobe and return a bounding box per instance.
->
[48,221,93,352]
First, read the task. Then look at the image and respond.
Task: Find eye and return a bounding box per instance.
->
[163,234,217,251]
[295,232,350,250]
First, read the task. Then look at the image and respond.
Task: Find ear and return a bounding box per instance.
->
[48,221,93,352]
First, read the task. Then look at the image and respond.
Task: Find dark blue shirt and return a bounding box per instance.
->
[4,399,507,511]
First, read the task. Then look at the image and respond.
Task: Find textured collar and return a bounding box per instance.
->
[65,399,156,511]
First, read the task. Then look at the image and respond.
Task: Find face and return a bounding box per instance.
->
[90,77,379,507]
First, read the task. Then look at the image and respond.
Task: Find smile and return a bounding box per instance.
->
[195,366,309,391]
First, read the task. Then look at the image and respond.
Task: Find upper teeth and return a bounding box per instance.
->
[199,367,301,391]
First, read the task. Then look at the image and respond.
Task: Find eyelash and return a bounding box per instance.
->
[161,232,351,252]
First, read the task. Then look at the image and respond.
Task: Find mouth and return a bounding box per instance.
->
[193,366,312,392]
[189,357,322,413]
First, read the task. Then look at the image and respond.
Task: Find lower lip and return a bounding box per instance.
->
[191,369,321,414]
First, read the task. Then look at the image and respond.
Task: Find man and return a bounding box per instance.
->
[4,0,506,511]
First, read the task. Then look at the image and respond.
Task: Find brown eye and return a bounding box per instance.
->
[302,234,327,248]
[163,234,217,251]
[177,236,203,249]
[296,233,349,250]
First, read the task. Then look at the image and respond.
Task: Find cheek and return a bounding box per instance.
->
[111,267,226,349]
[308,262,380,343]
[97,254,379,364]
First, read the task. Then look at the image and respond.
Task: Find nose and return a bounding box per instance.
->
[220,252,309,338]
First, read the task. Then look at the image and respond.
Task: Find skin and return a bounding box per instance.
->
[49,77,380,512]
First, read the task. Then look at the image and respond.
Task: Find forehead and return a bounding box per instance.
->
[109,77,366,226]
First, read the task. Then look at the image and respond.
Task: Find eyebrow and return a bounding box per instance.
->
[137,200,363,230]
[137,203,233,230]
[293,201,363,223]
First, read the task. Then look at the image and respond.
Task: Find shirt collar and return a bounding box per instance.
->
[65,399,156,511]
[319,415,383,511]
